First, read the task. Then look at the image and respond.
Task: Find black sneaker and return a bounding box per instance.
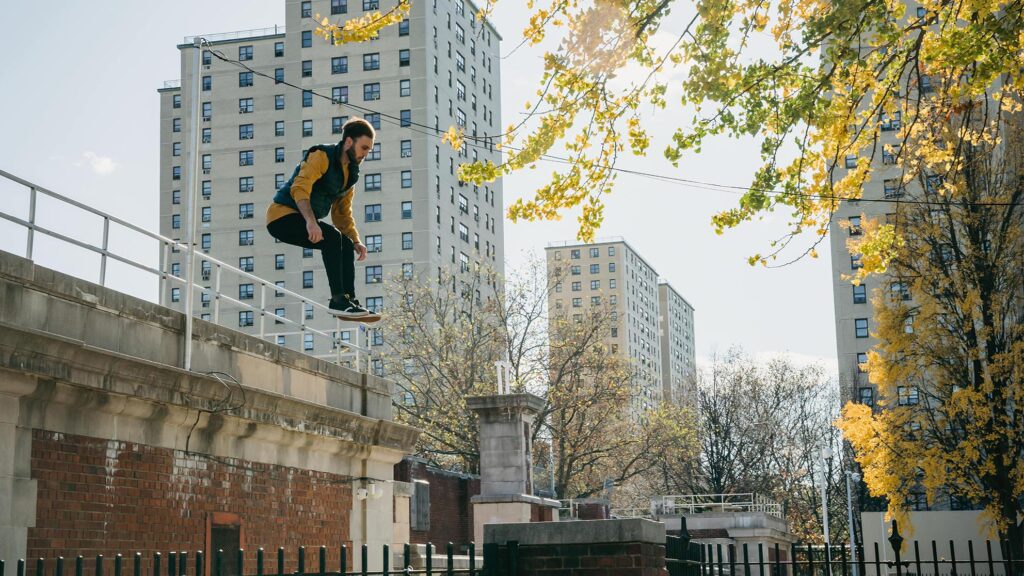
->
[328,296,369,318]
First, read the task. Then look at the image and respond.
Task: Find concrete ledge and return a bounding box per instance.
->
[472,493,559,507]
[466,393,545,413]
[485,518,666,546]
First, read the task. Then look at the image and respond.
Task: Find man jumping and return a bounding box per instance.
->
[266,117,379,320]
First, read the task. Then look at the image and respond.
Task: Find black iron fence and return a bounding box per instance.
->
[673,520,1021,576]
[0,544,481,576]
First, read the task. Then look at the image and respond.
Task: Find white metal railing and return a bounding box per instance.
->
[650,493,784,518]
[162,80,181,89]
[546,236,625,248]
[0,168,370,371]
[184,25,285,45]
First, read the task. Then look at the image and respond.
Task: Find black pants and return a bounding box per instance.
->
[267,213,355,299]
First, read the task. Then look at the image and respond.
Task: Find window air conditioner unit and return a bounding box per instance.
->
[203,169,210,174]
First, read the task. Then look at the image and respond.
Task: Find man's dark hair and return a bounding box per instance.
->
[341,117,376,145]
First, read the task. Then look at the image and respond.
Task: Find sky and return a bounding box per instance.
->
[0,1,839,374]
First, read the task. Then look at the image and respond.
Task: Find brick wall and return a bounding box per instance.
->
[28,430,352,573]
[488,541,668,576]
[394,459,479,548]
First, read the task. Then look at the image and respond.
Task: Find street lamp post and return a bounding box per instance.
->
[821,447,833,549]
[845,471,862,576]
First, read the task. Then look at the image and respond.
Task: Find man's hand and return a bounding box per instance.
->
[354,242,368,262]
[306,219,323,244]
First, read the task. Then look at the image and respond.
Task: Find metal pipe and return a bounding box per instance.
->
[846,471,861,576]
[182,36,203,371]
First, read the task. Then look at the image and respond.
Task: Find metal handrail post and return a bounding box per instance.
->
[99,217,110,285]
[213,263,222,323]
[27,187,36,259]
[258,283,266,339]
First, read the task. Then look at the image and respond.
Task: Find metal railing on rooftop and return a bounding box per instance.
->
[0,168,370,371]
[162,79,181,89]
[612,493,785,520]
[184,25,285,45]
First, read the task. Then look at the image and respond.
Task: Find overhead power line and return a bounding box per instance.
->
[200,40,1024,209]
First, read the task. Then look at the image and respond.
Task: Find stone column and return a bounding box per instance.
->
[0,373,39,565]
[392,480,413,546]
[467,393,559,544]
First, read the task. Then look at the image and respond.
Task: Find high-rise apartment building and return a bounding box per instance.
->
[658,282,696,405]
[157,0,504,364]
[545,239,696,412]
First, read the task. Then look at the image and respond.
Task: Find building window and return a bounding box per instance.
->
[238,71,253,87]
[852,284,867,304]
[239,124,254,140]
[202,76,212,91]
[201,127,211,143]
[302,31,313,48]
[239,203,254,219]
[366,296,383,313]
[401,170,412,188]
[172,118,181,132]
[305,303,314,320]
[302,120,313,137]
[401,201,412,219]
[332,56,348,74]
[883,178,904,199]
[238,256,254,272]
[275,147,286,163]
[171,214,181,230]
[274,307,286,324]
[238,176,254,193]
[300,0,312,16]
[202,206,212,222]
[399,49,410,66]
[880,111,902,131]
[202,102,212,119]
[844,155,857,169]
[275,173,286,188]
[589,264,599,274]
[275,254,285,270]
[363,53,380,71]
[400,79,411,97]
[400,109,411,127]
[364,173,382,191]
[851,254,863,269]
[570,265,580,275]
[331,0,348,14]
[172,190,181,204]
[274,41,284,57]
[399,18,409,35]
[201,180,211,198]
[237,45,253,61]
[570,249,580,259]
[238,283,254,300]
[402,232,413,250]
[275,281,286,297]
[890,281,911,301]
[172,166,181,181]
[589,247,600,258]
[363,83,381,101]
[331,86,349,104]
[170,263,180,277]
[238,98,253,113]
[303,247,314,258]
[303,271,314,288]
[856,352,869,372]
[303,90,313,107]
[609,279,616,289]
[882,144,900,165]
[172,142,181,157]
[366,265,382,284]
[363,0,380,10]
[898,386,919,406]
[170,287,181,303]
[591,280,600,290]
[365,235,382,252]
[332,116,347,134]
[239,311,254,327]
[201,233,211,251]
[572,298,582,308]
[858,387,874,407]
[365,204,382,222]
[172,94,181,109]
[239,230,254,246]
[848,216,862,236]
[402,262,414,279]
[365,113,381,129]
[239,150,254,166]
[400,140,412,158]
[367,143,381,161]
[854,318,869,338]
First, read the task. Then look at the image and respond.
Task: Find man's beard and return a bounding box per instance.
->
[346,147,360,165]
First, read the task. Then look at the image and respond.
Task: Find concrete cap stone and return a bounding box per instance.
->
[484,518,666,545]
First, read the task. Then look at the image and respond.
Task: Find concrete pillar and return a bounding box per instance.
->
[0,374,39,565]
[467,393,559,544]
[392,481,413,546]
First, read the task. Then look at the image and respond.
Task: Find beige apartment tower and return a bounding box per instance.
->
[157,0,504,367]
[545,239,696,411]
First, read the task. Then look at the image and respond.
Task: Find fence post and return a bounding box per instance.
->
[887,521,903,576]
[26,187,36,260]
[134,553,141,576]
[967,540,976,576]
[16,560,24,576]
[985,541,994,576]
[1005,538,1015,576]
[99,217,109,286]
[166,553,174,576]
[382,545,389,576]
[115,555,122,576]
[318,547,325,576]
[76,557,83,576]
[237,549,244,576]
[297,547,304,576]
[340,546,346,576]
[152,553,160,576]
[195,552,203,576]
[179,552,187,576]
[257,549,264,576]
[359,545,366,576]
[402,545,409,571]
[507,542,518,576]
[215,550,222,576]
[743,544,751,576]
[55,558,63,576]
[96,555,103,576]
[469,543,476,576]
[482,544,497,576]
[949,540,958,576]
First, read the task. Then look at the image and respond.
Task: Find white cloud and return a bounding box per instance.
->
[82,151,117,175]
